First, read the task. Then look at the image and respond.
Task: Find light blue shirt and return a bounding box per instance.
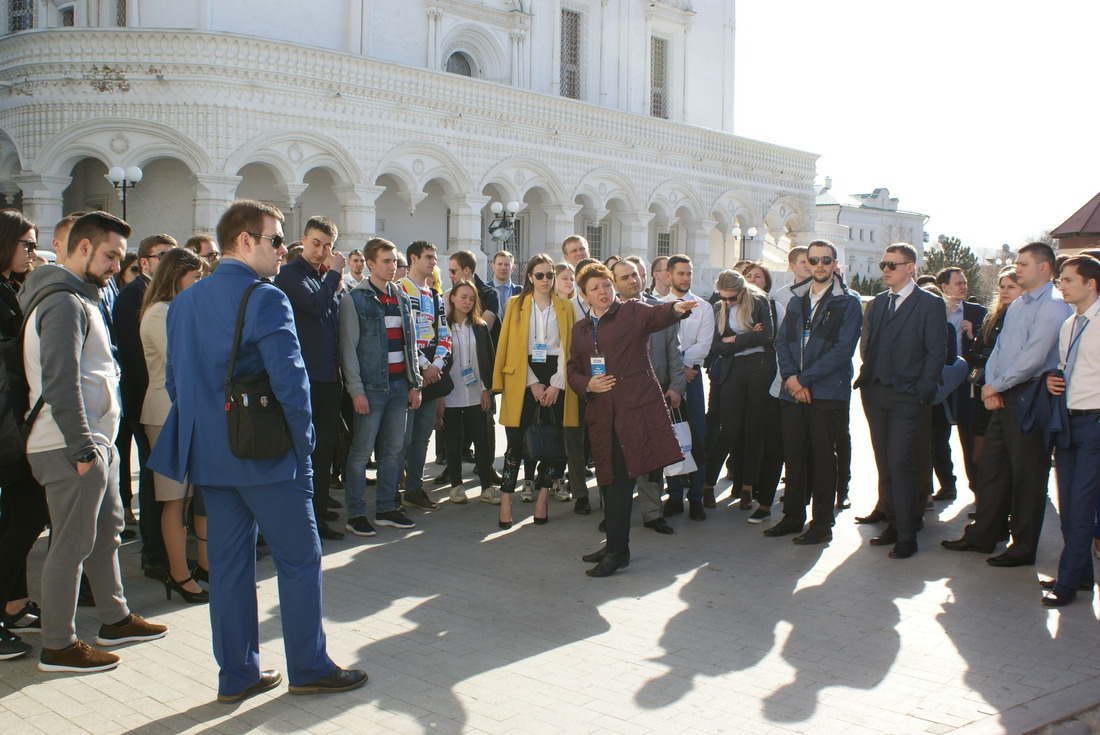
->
[984,280,1072,392]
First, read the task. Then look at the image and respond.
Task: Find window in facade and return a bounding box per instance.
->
[115,0,126,26]
[586,223,604,260]
[60,6,74,26]
[9,0,34,32]
[656,232,672,257]
[560,9,581,99]
[650,36,670,119]
[869,230,875,242]
[446,52,473,77]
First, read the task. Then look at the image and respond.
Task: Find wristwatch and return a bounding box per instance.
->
[75,449,97,464]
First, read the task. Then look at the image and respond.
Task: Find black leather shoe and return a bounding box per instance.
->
[317,524,344,541]
[941,538,993,554]
[987,553,1032,568]
[793,527,832,545]
[889,542,917,559]
[688,500,706,521]
[582,547,608,563]
[643,517,675,535]
[433,471,449,485]
[598,519,606,533]
[462,451,476,464]
[574,497,591,515]
[836,496,851,510]
[763,516,805,537]
[322,510,339,522]
[1041,590,1076,607]
[663,499,684,518]
[870,526,898,546]
[288,667,368,694]
[1039,579,1093,592]
[932,488,957,502]
[855,510,886,524]
[586,553,630,577]
[218,670,282,704]
[327,497,342,509]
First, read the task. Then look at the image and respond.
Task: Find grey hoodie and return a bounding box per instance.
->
[20,264,120,459]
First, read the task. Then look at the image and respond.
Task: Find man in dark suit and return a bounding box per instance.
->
[148,200,366,703]
[931,267,986,501]
[854,243,948,559]
[112,233,175,578]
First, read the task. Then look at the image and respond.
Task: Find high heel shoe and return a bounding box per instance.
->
[533,487,549,525]
[498,494,513,530]
[165,574,209,604]
[190,564,209,584]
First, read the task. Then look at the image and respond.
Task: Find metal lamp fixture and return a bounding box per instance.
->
[488,200,520,242]
[731,225,758,258]
[107,165,143,221]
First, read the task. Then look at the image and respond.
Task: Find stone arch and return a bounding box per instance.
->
[372,142,473,197]
[440,23,509,83]
[711,190,762,231]
[573,167,643,213]
[481,157,568,204]
[763,194,812,233]
[225,129,361,186]
[648,180,706,224]
[34,117,213,178]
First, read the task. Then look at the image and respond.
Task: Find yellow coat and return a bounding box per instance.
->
[492,292,579,428]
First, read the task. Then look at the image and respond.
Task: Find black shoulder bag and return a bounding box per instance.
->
[224,282,293,459]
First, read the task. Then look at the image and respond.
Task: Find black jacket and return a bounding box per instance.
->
[705,290,774,384]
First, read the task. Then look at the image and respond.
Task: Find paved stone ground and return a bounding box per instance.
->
[2,404,1099,735]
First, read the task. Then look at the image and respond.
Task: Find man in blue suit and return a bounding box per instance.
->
[854,243,948,559]
[148,200,366,703]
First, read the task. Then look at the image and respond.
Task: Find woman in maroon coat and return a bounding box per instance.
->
[567,263,697,576]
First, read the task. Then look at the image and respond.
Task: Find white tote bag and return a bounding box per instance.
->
[664,407,697,477]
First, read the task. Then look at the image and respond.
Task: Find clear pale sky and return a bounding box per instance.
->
[734,0,1100,254]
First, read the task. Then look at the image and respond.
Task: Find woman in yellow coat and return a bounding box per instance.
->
[493,253,579,529]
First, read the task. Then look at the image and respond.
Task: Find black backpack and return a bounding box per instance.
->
[0,283,81,466]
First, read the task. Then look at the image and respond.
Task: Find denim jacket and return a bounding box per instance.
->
[338,281,423,396]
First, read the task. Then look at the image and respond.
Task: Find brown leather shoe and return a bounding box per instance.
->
[218,670,282,704]
[38,640,119,673]
[702,486,716,509]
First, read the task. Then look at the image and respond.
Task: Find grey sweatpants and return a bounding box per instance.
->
[28,443,129,650]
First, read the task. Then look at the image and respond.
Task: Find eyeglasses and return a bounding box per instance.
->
[18,239,37,252]
[201,252,220,262]
[719,292,742,304]
[531,271,553,281]
[879,260,909,272]
[808,256,834,266]
[151,250,172,260]
[248,232,285,250]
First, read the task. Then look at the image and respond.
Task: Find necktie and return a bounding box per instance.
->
[887,292,899,318]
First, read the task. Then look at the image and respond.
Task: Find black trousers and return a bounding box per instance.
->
[502,357,564,490]
[705,352,775,487]
[0,460,49,607]
[931,385,977,493]
[601,432,635,556]
[861,383,924,543]
[962,385,1053,562]
[781,399,845,527]
[835,402,852,499]
[115,420,133,512]
[124,396,165,567]
[444,405,495,488]
[309,380,342,516]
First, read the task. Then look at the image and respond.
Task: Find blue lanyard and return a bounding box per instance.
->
[1066,316,1090,370]
[591,314,600,354]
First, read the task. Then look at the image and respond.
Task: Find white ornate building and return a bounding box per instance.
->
[0,0,817,285]
[815,179,928,282]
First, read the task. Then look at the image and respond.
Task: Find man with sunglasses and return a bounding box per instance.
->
[149,199,367,702]
[765,240,861,544]
[853,243,948,559]
[112,233,177,580]
[184,234,219,264]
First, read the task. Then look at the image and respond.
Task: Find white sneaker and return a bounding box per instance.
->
[519,480,534,502]
[480,487,502,504]
[552,479,571,502]
[449,487,468,504]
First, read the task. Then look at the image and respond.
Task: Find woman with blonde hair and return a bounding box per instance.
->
[140,248,209,603]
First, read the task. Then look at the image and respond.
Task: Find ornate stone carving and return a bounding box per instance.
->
[109,133,130,154]
[287,142,303,164]
[412,158,425,176]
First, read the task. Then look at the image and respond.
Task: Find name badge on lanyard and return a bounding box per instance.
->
[532,342,548,363]
[460,365,478,387]
[590,352,607,376]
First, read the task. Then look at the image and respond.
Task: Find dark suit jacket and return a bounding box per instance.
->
[854,285,948,404]
[112,275,149,417]
[959,301,987,364]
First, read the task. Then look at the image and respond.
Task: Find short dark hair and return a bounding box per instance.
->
[807,240,838,259]
[1061,255,1100,292]
[217,199,284,255]
[67,211,132,256]
[1079,248,1100,260]
[624,255,645,271]
[562,235,588,255]
[935,266,964,287]
[743,262,772,293]
[916,274,937,287]
[365,237,396,263]
[574,257,598,273]
[303,215,337,239]
[787,246,809,266]
[407,240,436,261]
[0,208,37,276]
[885,242,917,263]
[348,249,363,259]
[54,212,86,236]
[611,259,636,280]
[184,234,215,254]
[492,250,514,263]
[667,254,692,272]
[138,234,177,261]
[1018,241,1056,268]
[450,249,477,272]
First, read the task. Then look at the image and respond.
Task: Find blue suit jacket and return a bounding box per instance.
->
[147,259,315,487]
[854,285,948,404]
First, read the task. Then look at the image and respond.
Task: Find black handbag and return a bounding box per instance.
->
[224,283,293,460]
[523,405,565,461]
[420,355,455,402]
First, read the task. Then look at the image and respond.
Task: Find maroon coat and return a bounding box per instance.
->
[567,299,687,486]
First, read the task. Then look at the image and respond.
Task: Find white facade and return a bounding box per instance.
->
[815,181,928,282]
[0,0,817,288]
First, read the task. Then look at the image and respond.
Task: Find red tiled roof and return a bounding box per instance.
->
[1052,191,1100,237]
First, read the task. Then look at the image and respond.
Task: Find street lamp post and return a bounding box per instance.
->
[731,225,758,260]
[107,165,143,221]
[488,200,520,245]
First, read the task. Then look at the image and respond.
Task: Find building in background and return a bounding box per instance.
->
[0,0,817,287]
[1051,191,1100,254]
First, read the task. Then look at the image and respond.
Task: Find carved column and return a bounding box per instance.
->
[442,193,492,261]
[614,210,655,255]
[13,173,72,247]
[333,183,386,247]
[427,7,443,69]
[542,202,583,251]
[274,183,309,239]
[190,173,241,235]
[510,30,525,87]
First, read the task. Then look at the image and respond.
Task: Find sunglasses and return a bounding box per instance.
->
[808,256,834,266]
[248,232,285,249]
[719,292,742,304]
[128,265,140,273]
[879,260,910,272]
[531,271,553,281]
[18,239,37,253]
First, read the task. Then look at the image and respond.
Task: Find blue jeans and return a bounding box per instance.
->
[402,396,439,495]
[666,373,706,503]
[345,379,409,517]
[1053,416,1100,595]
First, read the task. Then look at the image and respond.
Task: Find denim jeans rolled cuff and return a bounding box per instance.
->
[344,379,409,518]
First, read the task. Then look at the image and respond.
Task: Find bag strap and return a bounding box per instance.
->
[225,282,263,400]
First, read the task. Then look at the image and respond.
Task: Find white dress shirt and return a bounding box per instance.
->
[661,290,715,369]
[1060,298,1100,410]
[526,299,566,389]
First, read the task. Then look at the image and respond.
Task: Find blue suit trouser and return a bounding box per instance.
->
[201,477,334,696]
[861,383,923,544]
[1053,416,1100,595]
